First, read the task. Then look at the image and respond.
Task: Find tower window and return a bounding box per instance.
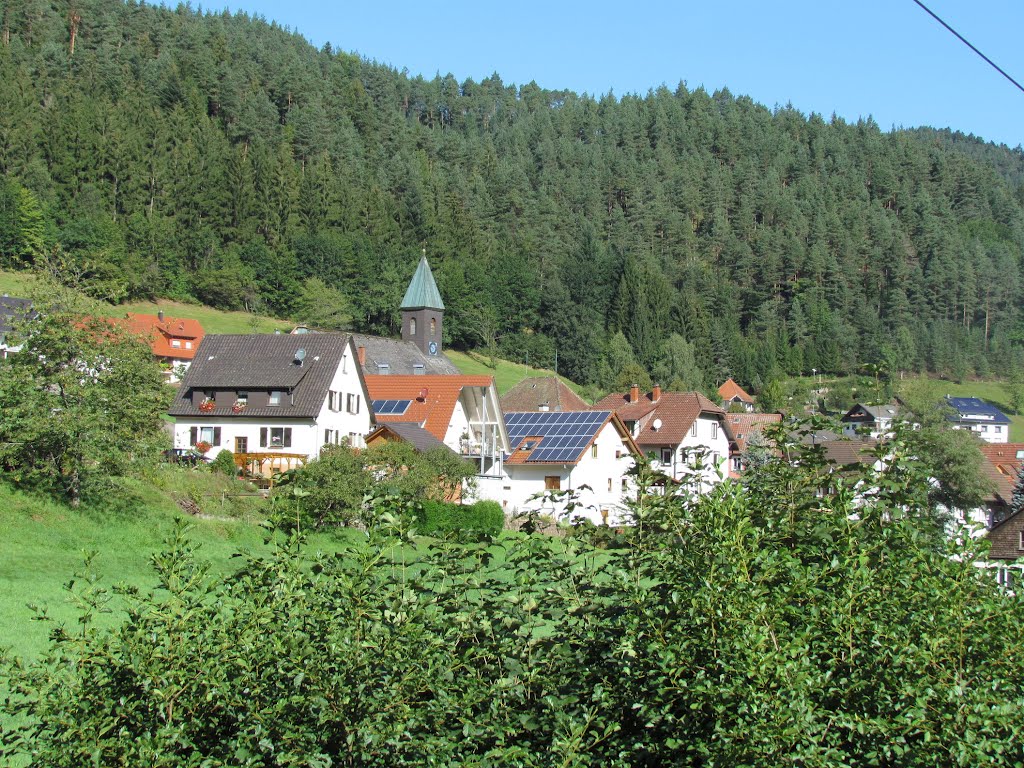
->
[430,317,436,334]
[410,317,417,335]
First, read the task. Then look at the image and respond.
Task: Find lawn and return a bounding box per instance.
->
[445,349,587,398]
[0,270,293,335]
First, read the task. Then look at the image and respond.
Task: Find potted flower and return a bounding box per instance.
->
[195,440,212,453]
[231,400,246,413]
[199,398,216,412]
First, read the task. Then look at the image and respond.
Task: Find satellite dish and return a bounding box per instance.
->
[418,388,429,400]
[652,418,663,431]
[294,348,306,365]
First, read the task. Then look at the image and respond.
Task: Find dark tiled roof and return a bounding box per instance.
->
[842,403,902,422]
[0,296,36,334]
[500,377,590,412]
[945,396,1011,425]
[351,333,459,376]
[169,334,351,419]
[368,422,453,453]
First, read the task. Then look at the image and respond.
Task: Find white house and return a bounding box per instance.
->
[593,385,730,493]
[480,410,642,525]
[168,334,373,477]
[365,374,509,481]
[0,295,36,359]
[944,396,1011,444]
[841,402,904,439]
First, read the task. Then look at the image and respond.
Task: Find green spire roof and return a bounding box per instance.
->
[400,254,444,311]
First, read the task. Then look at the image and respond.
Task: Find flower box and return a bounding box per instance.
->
[199,399,216,412]
[195,440,212,453]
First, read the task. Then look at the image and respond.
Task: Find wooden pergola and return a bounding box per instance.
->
[234,452,307,487]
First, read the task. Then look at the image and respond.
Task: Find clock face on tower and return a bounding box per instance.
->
[428,341,438,356]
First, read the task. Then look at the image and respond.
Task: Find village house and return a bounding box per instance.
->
[120,311,204,382]
[500,376,590,412]
[0,295,36,359]
[723,411,783,477]
[944,396,1010,444]
[718,377,755,412]
[486,410,642,525]
[168,333,373,478]
[593,385,730,492]
[365,374,509,480]
[840,402,904,439]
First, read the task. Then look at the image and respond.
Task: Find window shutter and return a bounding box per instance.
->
[283,428,292,448]
[325,429,330,444]
[355,394,360,414]
[260,428,267,448]
[189,427,197,446]
[213,427,221,446]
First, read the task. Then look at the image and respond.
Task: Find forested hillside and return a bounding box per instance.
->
[2,0,1024,391]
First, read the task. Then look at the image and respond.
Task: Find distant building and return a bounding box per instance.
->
[120,311,204,382]
[723,412,783,476]
[593,385,729,491]
[944,396,1010,444]
[718,378,754,412]
[500,376,590,412]
[841,402,904,439]
[0,295,36,359]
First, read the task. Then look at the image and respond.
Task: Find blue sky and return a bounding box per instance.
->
[223,0,1024,148]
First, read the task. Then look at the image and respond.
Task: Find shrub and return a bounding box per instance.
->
[209,449,237,476]
[416,499,504,536]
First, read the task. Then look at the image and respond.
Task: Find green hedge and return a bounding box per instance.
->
[416,499,504,536]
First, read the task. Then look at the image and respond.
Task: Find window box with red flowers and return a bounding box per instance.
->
[194,440,212,453]
[231,400,247,414]
[199,398,216,412]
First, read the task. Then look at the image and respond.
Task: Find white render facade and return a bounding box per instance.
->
[477,419,638,525]
[643,413,731,493]
[170,335,373,470]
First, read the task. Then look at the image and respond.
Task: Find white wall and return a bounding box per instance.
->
[477,421,637,525]
[173,348,372,460]
[662,414,730,491]
[952,423,1009,444]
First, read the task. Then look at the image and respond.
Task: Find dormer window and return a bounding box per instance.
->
[269,390,283,406]
[377,363,390,375]
[170,339,182,348]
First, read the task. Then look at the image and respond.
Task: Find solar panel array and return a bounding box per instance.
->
[372,399,412,416]
[504,411,609,463]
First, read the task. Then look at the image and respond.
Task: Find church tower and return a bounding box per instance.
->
[400,252,444,357]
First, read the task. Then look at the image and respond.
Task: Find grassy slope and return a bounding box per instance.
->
[0,270,292,334]
[444,349,588,398]
[0,470,361,662]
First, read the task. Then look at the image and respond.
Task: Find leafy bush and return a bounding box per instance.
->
[415,499,504,536]
[6,437,1024,765]
[209,449,237,476]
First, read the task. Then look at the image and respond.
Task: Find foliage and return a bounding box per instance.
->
[273,442,476,529]
[6,440,1024,765]
[415,498,505,537]
[0,288,167,506]
[2,2,1024,390]
[209,449,237,476]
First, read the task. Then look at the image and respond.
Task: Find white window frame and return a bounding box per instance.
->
[269,390,282,406]
[170,339,182,348]
[199,426,216,444]
[690,422,697,437]
[269,427,287,447]
[347,393,361,414]
[711,422,718,440]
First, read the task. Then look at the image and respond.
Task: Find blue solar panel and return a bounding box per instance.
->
[371,399,412,416]
[504,411,610,463]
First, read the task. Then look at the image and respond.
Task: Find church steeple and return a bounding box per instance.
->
[400,251,444,356]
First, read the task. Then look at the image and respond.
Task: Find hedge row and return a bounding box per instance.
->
[415,499,505,536]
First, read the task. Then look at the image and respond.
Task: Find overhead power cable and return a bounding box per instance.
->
[911,0,1024,96]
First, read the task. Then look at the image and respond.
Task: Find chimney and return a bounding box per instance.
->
[157,310,164,322]
[652,383,662,403]
[629,383,640,403]
[357,346,366,366]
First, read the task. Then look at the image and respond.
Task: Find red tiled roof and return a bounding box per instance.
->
[979,443,1024,504]
[724,412,783,453]
[593,390,725,446]
[119,313,205,360]
[365,375,494,442]
[718,378,753,403]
